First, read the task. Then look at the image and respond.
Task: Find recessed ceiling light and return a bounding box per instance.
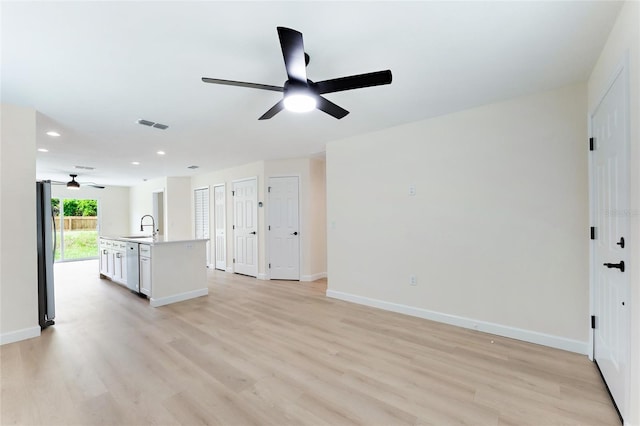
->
[38,148,49,152]
[131,161,140,165]
[46,131,60,137]
[157,151,166,156]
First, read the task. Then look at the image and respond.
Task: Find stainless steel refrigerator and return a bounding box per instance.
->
[36,180,55,329]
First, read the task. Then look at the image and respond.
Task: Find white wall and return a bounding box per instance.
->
[129,177,192,240]
[326,83,589,353]
[165,177,192,240]
[0,104,40,344]
[309,158,327,278]
[129,177,165,236]
[52,185,130,237]
[587,2,639,424]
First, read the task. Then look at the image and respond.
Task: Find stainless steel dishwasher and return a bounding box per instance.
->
[126,242,140,293]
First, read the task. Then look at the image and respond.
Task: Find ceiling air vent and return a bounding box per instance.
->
[75,165,95,170]
[136,118,169,130]
[137,119,154,126]
[187,165,199,170]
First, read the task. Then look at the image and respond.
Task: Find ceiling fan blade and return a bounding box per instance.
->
[314,70,392,94]
[82,182,105,189]
[316,96,349,119]
[258,100,285,120]
[277,27,307,83]
[202,77,283,92]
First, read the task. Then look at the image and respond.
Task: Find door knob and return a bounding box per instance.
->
[603,261,625,272]
[250,231,256,235]
[291,232,298,235]
[616,237,625,248]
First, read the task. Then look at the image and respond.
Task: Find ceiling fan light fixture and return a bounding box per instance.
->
[67,174,80,190]
[284,93,316,113]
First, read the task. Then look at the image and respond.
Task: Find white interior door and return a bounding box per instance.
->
[233,178,258,277]
[214,184,226,271]
[268,177,300,280]
[592,64,630,420]
[194,187,210,265]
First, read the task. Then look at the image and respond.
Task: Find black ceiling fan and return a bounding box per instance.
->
[202,27,392,120]
[52,174,105,190]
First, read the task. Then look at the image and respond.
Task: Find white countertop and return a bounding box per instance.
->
[101,235,209,245]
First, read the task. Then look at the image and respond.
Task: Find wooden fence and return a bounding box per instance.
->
[54,216,98,231]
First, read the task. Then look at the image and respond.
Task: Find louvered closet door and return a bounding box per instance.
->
[194,187,210,265]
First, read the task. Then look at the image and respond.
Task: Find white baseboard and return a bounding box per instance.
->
[301,272,327,282]
[326,290,589,355]
[257,273,268,281]
[150,288,208,308]
[0,326,41,346]
[207,263,215,269]
[226,265,234,273]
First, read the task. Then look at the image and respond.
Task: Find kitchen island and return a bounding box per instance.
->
[99,236,208,307]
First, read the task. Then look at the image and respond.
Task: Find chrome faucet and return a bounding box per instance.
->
[140,215,157,237]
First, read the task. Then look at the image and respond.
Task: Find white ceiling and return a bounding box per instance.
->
[1,1,622,187]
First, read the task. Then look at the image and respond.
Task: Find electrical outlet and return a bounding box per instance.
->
[409,185,416,196]
[409,275,417,286]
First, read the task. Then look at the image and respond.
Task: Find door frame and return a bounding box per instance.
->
[152,188,165,237]
[213,183,226,271]
[266,175,302,281]
[588,53,631,420]
[232,176,259,277]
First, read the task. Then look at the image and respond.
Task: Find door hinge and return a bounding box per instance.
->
[232,190,235,196]
[589,137,595,151]
[232,225,235,230]
[268,186,271,193]
[268,225,271,230]
[590,226,596,240]
[591,315,596,329]
[268,263,271,269]
[233,258,235,263]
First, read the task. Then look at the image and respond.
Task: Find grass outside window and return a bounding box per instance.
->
[55,230,99,261]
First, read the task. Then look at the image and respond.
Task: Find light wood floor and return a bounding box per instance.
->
[1,260,619,425]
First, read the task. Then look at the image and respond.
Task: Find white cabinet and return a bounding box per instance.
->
[99,238,127,286]
[100,239,115,278]
[139,244,152,297]
[99,239,110,276]
[113,246,127,285]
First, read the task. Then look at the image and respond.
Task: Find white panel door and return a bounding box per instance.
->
[214,184,226,271]
[233,178,258,277]
[592,65,630,420]
[194,187,210,265]
[268,177,300,280]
